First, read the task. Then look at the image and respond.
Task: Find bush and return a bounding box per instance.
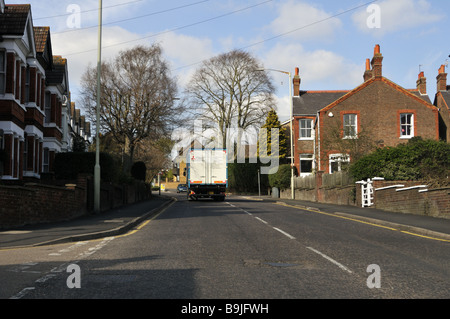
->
[131,161,147,181]
[268,164,292,190]
[54,152,117,182]
[228,162,269,194]
[349,138,450,181]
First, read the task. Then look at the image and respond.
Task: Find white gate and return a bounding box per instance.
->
[356,177,384,207]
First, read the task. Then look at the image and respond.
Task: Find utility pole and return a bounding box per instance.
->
[94,0,103,212]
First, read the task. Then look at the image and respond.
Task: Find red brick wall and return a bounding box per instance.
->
[0,183,87,229]
[0,177,151,229]
[319,79,439,173]
[374,183,450,218]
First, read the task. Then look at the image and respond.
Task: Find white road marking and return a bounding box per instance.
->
[307,246,353,274]
[273,227,296,240]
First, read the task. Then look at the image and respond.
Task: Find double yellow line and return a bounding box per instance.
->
[275,202,450,243]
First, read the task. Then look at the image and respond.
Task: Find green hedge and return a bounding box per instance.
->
[349,138,450,181]
[54,152,117,182]
[228,162,269,194]
[268,164,292,190]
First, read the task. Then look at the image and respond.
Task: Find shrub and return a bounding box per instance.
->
[268,164,292,190]
[349,138,450,181]
[228,162,269,194]
[54,152,117,182]
[131,161,147,181]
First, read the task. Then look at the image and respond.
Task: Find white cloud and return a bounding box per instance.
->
[352,0,443,36]
[155,31,215,88]
[263,43,362,90]
[268,0,342,41]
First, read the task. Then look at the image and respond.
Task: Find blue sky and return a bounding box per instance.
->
[7,0,450,122]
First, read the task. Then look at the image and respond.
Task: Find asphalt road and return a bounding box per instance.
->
[1,190,449,305]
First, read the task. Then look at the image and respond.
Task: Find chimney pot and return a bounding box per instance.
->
[293,67,301,97]
[437,64,447,91]
[416,72,427,95]
[371,44,383,78]
[374,44,381,55]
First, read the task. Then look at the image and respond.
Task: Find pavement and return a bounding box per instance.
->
[1,192,449,250]
[0,195,175,249]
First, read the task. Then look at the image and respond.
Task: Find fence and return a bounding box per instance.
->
[281,171,355,205]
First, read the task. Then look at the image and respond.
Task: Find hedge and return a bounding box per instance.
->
[349,137,450,181]
[54,152,117,182]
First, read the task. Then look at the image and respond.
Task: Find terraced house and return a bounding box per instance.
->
[291,44,440,176]
[0,1,90,180]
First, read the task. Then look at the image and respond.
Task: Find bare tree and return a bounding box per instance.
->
[81,44,179,172]
[184,50,275,151]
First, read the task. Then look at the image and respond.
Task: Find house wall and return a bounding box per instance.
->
[318,80,439,173]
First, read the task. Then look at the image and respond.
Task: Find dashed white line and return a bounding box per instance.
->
[255,217,268,224]
[273,227,296,240]
[307,246,353,274]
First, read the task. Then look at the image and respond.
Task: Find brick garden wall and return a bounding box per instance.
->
[0,175,151,229]
[0,183,87,229]
[374,184,450,219]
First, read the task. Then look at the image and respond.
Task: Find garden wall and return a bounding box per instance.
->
[0,175,151,229]
[374,184,450,219]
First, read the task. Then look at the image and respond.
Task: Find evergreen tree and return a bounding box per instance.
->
[258,109,288,160]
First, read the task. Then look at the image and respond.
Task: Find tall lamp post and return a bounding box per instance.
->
[94,0,103,212]
[256,68,295,200]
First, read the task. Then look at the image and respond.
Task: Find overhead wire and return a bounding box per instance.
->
[172,0,379,71]
[61,0,274,57]
[52,0,212,35]
[33,0,145,20]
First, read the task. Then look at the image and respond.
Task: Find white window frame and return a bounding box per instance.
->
[299,119,314,140]
[400,113,414,138]
[0,51,5,95]
[44,91,52,124]
[43,148,49,173]
[299,154,314,176]
[329,153,349,174]
[343,113,357,139]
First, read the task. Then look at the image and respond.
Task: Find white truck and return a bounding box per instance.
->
[187,148,228,201]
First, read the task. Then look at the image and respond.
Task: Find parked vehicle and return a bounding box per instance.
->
[177,184,188,193]
[187,148,227,201]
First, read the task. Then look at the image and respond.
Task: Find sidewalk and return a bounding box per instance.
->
[240,195,450,242]
[0,196,174,249]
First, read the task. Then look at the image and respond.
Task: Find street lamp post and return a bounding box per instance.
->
[94,0,103,212]
[256,68,295,200]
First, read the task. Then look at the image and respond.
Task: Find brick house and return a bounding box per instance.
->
[291,44,439,176]
[0,2,89,180]
[434,64,449,142]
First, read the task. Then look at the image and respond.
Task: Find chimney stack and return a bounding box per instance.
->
[293,67,301,96]
[371,44,383,79]
[437,64,447,92]
[416,71,427,95]
[363,58,373,82]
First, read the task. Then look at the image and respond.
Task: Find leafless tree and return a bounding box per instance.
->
[184,49,275,151]
[80,44,179,172]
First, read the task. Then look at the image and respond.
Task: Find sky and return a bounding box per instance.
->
[7,0,450,123]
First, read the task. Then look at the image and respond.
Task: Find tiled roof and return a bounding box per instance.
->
[293,90,349,116]
[34,26,50,53]
[0,4,31,36]
[46,55,67,85]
